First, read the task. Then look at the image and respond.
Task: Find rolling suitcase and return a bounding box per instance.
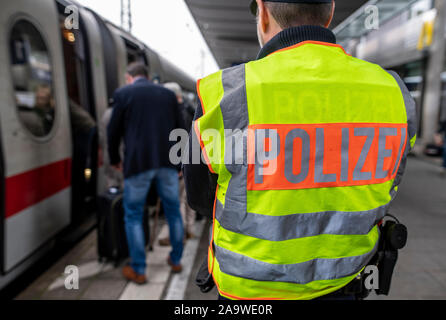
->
[97,187,150,267]
[424,143,444,157]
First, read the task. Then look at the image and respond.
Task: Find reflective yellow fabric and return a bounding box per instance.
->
[197,42,408,300]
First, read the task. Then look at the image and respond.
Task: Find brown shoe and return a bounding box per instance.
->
[158,237,171,247]
[159,237,187,246]
[122,265,147,285]
[186,231,196,240]
[167,257,183,273]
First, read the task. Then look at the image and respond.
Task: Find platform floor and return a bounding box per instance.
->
[15,157,446,300]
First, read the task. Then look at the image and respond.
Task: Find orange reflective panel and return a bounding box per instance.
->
[247,123,408,191]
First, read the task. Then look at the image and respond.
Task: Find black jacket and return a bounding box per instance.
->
[108,78,185,179]
[183,26,337,218]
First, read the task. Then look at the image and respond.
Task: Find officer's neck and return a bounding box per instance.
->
[256,25,337,60]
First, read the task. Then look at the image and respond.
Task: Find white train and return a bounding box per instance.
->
[0,0,195,290]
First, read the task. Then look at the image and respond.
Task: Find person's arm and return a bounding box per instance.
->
[107,91,125,168]
[183,101,196,131]
[171,92,187,132]
[183,102,218,218]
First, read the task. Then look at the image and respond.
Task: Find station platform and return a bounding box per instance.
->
[14,157,446,300]
[15,216,217,300]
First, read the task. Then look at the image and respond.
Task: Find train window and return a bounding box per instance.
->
[9,20,55,138]
[124,39,147,68]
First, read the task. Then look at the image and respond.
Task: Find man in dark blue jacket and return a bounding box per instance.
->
[108,62,185,284]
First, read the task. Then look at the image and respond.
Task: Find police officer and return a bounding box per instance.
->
[184,0,417,300]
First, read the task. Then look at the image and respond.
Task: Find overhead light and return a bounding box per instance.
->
[63,30,76,43]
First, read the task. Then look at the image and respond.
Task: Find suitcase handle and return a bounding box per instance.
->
[110,195,124,261]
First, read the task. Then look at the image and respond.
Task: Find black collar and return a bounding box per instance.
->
[257,25,337,60]
[134,77,149,84]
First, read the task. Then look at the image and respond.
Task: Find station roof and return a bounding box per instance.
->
[185,0,369,68]
[334,0,422,46]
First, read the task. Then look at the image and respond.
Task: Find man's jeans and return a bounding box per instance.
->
[123,168,184,275]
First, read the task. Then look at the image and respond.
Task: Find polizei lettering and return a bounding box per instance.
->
[247,123,408,190]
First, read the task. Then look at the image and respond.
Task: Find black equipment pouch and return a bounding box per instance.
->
[195,253,215,293]
[375,250,398,295]
[375,214,408,295]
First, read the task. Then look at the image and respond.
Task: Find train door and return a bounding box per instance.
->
[77,8,108,195]
[145,47,164,84]
[88,15,127,194]
[107,25,127,89]
[57,2,99,224]
[107,24,149,84]
[0,0,72,273]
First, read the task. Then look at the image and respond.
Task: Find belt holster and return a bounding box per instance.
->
[342,215,408,299]
[374,216,408,295]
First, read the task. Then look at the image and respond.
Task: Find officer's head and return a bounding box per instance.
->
[253,0,335,47]
[126,62,150,84]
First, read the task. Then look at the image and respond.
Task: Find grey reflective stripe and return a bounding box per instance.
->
[353,128,374,181]
[387,71,417,195]
[284,129,311,184]
[315,128,337,183]
[215,199,387,242]
[387,71,418,144]
[224,129,245,166]
[219,64,250,226]
[340,128,350,182]
[214,241,378,284]
[221,65,249,174]
[221,65,249,132]
[376,127,398,179]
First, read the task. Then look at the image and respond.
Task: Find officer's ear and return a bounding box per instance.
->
[257,0,270,33]
[325,0,335,28]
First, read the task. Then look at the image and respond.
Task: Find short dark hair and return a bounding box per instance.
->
[126,62,149,78]
[264,2,333,29]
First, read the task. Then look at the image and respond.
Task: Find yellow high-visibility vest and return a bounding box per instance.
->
[193,40,416,300]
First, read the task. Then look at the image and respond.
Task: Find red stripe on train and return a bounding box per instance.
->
[5,159,72,219]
